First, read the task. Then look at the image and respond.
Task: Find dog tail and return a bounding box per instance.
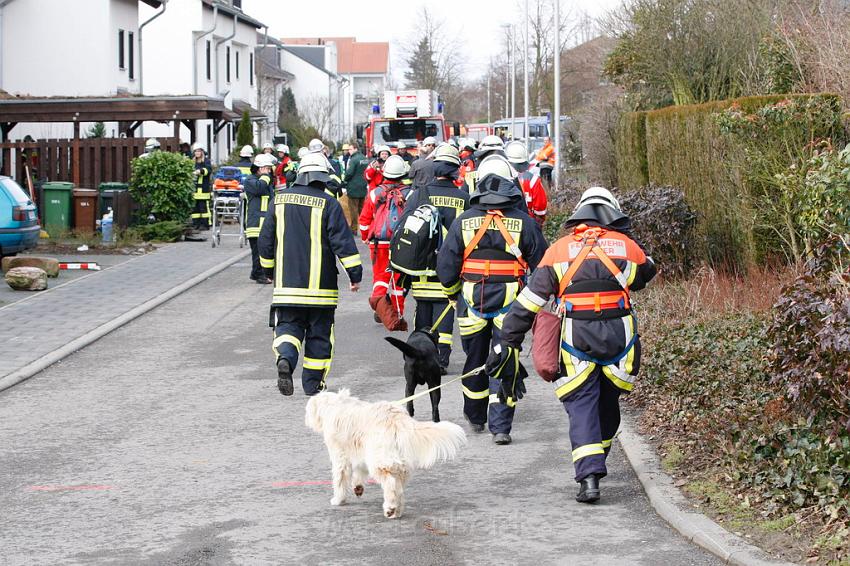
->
[404,421,467,469]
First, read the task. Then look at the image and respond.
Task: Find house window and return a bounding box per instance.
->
[118,30,125,69]
[236,51,240,80]
[249,53,254,86]
[232,0,242,8]
[206,40,212,81]
[226,46,231,83]
[128,32,135,80]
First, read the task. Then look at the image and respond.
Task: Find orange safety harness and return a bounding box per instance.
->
[461,210,528,280]
[556,225,630,314]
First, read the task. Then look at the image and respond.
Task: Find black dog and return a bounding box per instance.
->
[385,330,442,422]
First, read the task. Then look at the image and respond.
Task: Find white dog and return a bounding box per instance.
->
[305,389,466,518]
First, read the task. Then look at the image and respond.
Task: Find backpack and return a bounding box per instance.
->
[367,184,405,241]
[389,203,441,276]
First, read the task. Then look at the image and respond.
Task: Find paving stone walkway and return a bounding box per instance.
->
[0,241,248,382]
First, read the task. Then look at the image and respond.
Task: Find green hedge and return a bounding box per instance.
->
[616,94,844,270]
[615,111,648,188]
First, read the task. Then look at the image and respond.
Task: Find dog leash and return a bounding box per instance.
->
[428,300,457,334]
[393,364,487,405]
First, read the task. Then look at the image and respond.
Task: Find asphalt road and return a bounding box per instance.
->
[0,253,720,565]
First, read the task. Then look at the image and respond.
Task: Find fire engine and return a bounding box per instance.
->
[356,90,460,155]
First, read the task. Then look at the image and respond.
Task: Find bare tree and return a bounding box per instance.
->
[301,95,336,139]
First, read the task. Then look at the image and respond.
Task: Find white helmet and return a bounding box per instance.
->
[191,142,205,153]
[144,138,160,151]
[297,147,308,159]
[375,144,391,157]
[576,187,621,211]
[432,143,461,166]
[308,138,324,153]
[298,152,329,174]
[276,144,289,154]
[421,136,438,147]
[505,141,529,164]
[240,145,254,158]
[477,155,515,182]
[382,154,409,179]
[459,138,476,151]
[480,135,505,152]
[253,153,276,168]
[262,142,274,151]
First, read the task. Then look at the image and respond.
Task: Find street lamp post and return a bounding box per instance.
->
[510,24,516,140]
[553,0,561,191]
[524,0,530,151]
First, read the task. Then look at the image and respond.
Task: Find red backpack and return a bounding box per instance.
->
[367,183,406,241]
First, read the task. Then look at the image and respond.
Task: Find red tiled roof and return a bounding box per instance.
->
[279,36,388,75]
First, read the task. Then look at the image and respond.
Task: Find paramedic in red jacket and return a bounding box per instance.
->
[493,187,657,503]
[359,154,411,324]
[506,141,547,227]
[364,145,392,192]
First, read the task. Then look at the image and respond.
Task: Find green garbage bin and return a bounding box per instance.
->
[98,182,133,230]
[42,181,73,237]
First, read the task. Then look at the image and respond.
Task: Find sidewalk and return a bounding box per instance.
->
[0,241,249,391]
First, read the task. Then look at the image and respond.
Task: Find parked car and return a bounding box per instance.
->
[0,176,40,258]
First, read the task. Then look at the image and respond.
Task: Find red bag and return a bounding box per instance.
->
[369,295,408,332]
[531,309,562,382]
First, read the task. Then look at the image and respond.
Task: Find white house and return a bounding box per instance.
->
[139,0,265,162]
[0,0,163,140]
[254,34,293,146]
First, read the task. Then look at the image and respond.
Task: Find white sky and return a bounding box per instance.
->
[243,0,623,81]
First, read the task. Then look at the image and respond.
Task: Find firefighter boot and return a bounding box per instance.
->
[464,414,485,434]
[493,433,512,445]
[576,474,601,504]
[277,359,294,396]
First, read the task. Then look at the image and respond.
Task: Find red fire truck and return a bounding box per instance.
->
[357,90,460,155]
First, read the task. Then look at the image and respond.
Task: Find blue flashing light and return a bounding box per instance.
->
[438,102,445,114]
[372,104,381,114]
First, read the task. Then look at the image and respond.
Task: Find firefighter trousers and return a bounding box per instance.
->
[192,192,210,229]
[369,243,405,315]
[413,299,454,368]
[272,307,335,396]
[460,320,516,434]
[248,238,271,281]
[561,365,622,482]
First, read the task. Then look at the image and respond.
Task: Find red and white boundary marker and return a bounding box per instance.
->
[58,263,101,271]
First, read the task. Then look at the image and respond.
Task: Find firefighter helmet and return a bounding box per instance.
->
[477,155,515,182]
[376,145,391,158]
[505,141,529,164]
[382,155,409,179]
[262,142,274,151]
[432,143,461,166]
[240,145,254,158]
[253,153,276,168]
[479,135,505,152]
[297,147,308,159]
[191,142,205,154]
[276,144,289,154]
[298,152,329,174]
[144,138,160,151]
[460,138,476,151]
[308,138,324,153]
[576,187,621,211]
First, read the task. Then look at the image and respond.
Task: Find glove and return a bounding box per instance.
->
[485,345,528,405]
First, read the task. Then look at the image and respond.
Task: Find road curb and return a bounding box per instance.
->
[0,249,250,393]
[618,415,797,566]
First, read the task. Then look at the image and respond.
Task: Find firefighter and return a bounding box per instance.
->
[140,138,160,159]
[245,153,275,284]
[403,143,470,372]
[236,145,254,177]
[436,155,547,443]
[258,152,363,396]
[359,155,411,327]
[460,135,506,194]
[506,141,547,227]
[455,138,476,189]
[494,187,657,501]
[275,144,297,189]
[409,136,437,191]
[190,142,212,230]
[533,136,555,189]
[364,145,391,192]
[397,141,415,164]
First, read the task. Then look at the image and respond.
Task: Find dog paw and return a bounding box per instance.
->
[330,496,346,506]
[353,485,364,497]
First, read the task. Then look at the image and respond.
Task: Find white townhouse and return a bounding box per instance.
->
[0,0,163,140]
[139,0,265,162]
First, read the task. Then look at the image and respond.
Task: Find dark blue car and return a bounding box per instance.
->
[0,176,40,257]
